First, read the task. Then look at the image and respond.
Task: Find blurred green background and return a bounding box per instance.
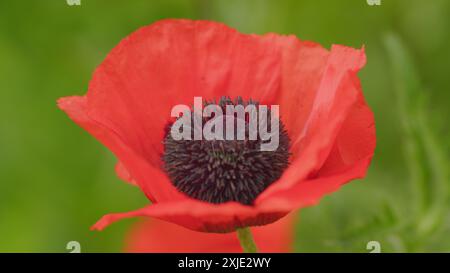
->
[0,0,449,252]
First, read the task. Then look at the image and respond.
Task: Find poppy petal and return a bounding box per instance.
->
[57,96,183,202]
[85,19,284,165]
[258,90,375,209]
[258,154,372,210]
[124,215,295,253]
[317,91,376,176]
[272,35,330,155]
[259,45,367,199]
[91,198,290,233]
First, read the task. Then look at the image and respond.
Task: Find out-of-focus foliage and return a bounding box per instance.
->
[0,0,449,252]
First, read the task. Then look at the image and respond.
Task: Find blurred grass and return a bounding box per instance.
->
[0,0,449,252]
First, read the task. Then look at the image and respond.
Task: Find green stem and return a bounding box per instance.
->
[236,227,258,253]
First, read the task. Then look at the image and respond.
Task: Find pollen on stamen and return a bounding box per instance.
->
[162,97,290,205]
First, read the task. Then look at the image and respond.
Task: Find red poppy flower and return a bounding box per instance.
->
[58,19,375,233]
[125,214,294,252]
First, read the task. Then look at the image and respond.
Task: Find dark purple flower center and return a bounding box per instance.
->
[162,97,290,205]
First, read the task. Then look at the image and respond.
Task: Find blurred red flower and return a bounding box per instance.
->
[125,215,295,253]
[58,19,375,233]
